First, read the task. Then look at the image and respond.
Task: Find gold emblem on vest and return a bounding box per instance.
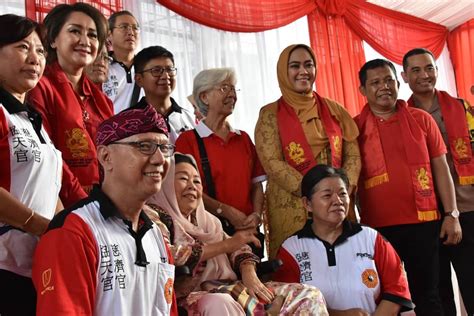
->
[416,167,430,190]
[286,142,305,165]
[453,137,469,159]
[333,135,342,157]
[65,128,90,158]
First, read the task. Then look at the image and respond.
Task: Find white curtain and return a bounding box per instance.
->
[0,0,460,136]
[124,0,311,139]
[0,0,24,15]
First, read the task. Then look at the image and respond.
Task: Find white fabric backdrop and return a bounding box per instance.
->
[124,0,311,139]
[0,0,460,138]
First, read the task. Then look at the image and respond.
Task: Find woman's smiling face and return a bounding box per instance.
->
[174,162,203,217]
[287,47,316,93]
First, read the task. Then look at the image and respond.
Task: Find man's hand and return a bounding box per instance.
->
[440,216,462,245]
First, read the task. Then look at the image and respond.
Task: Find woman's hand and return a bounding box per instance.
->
[23,212,50,236]
[240,262,274,304]
[225,229,260,253]
[222,204,251,229]
[241,212,262,229]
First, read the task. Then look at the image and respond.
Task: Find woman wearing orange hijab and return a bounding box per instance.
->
[255,44,361,258]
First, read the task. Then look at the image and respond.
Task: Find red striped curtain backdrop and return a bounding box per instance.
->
[448,19,474,105]
[157,0,453,115]
[25,0,122,22]
[24,0,468,114]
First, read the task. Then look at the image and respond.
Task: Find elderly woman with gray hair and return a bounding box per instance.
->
[175,67,265,257]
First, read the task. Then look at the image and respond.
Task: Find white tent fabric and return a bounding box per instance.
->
[368,0,474,30]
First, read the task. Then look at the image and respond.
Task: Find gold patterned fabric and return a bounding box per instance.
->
[255,44,361,258]
[256,101,360,258]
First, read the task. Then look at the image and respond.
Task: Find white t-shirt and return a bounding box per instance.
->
[0,98,62,277]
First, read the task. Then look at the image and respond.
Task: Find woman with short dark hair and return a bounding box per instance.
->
[28,3,113,207]
[0,14,62,315]
[274,165,414,315]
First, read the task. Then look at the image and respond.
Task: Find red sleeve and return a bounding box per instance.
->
[60,164,88,208]
[28,78,87,207]
[28,79,54,136]
[374,233,414,310]
[32,213,98,316]
[272,246,300,283]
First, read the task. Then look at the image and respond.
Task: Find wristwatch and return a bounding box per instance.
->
[216,203,223,215]
[445,210,460,219]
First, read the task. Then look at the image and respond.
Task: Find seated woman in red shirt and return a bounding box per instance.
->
[274,165,414,315]
[28,3,113,207]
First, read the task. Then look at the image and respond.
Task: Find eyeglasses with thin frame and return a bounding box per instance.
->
[140,67,177,77]
[216,84,240,94]
[109,141,175,157]
[96,53,113,64]
[113,24,140,33]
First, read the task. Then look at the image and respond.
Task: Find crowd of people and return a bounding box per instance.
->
[0,3,473,316]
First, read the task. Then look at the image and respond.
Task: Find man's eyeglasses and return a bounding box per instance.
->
[113,24,140,33]
[110,141,175,157]
[96,53,113,64]
[216,84,240,94]
[140,67,177,77]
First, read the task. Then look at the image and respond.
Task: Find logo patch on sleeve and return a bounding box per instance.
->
[41,268,55,295]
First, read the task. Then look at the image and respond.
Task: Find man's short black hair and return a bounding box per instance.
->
[402,48,435,71]
[134,46,174,73]
[359,59,398,86]
[108,10,136,30]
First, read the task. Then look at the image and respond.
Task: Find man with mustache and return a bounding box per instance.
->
[355,58,461,316]
[103,11,144,113]
[32,105,177,315]
[402,48,474,316]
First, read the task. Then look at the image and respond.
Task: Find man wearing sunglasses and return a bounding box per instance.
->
[33,105,177,315]
[103,10,144,113]
[133,45,196,143]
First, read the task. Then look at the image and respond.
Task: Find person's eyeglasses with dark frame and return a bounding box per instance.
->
[139,66,177,78]
[109,141,175,157]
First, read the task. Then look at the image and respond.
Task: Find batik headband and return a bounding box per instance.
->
[96,104,168,146]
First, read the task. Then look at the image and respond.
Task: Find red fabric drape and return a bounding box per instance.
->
[156,0,317,32]
[343,0,448,65]
[157,0,452,115]
[448,19,474,105]
[308,7,366,116]
[25,0,122,22]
